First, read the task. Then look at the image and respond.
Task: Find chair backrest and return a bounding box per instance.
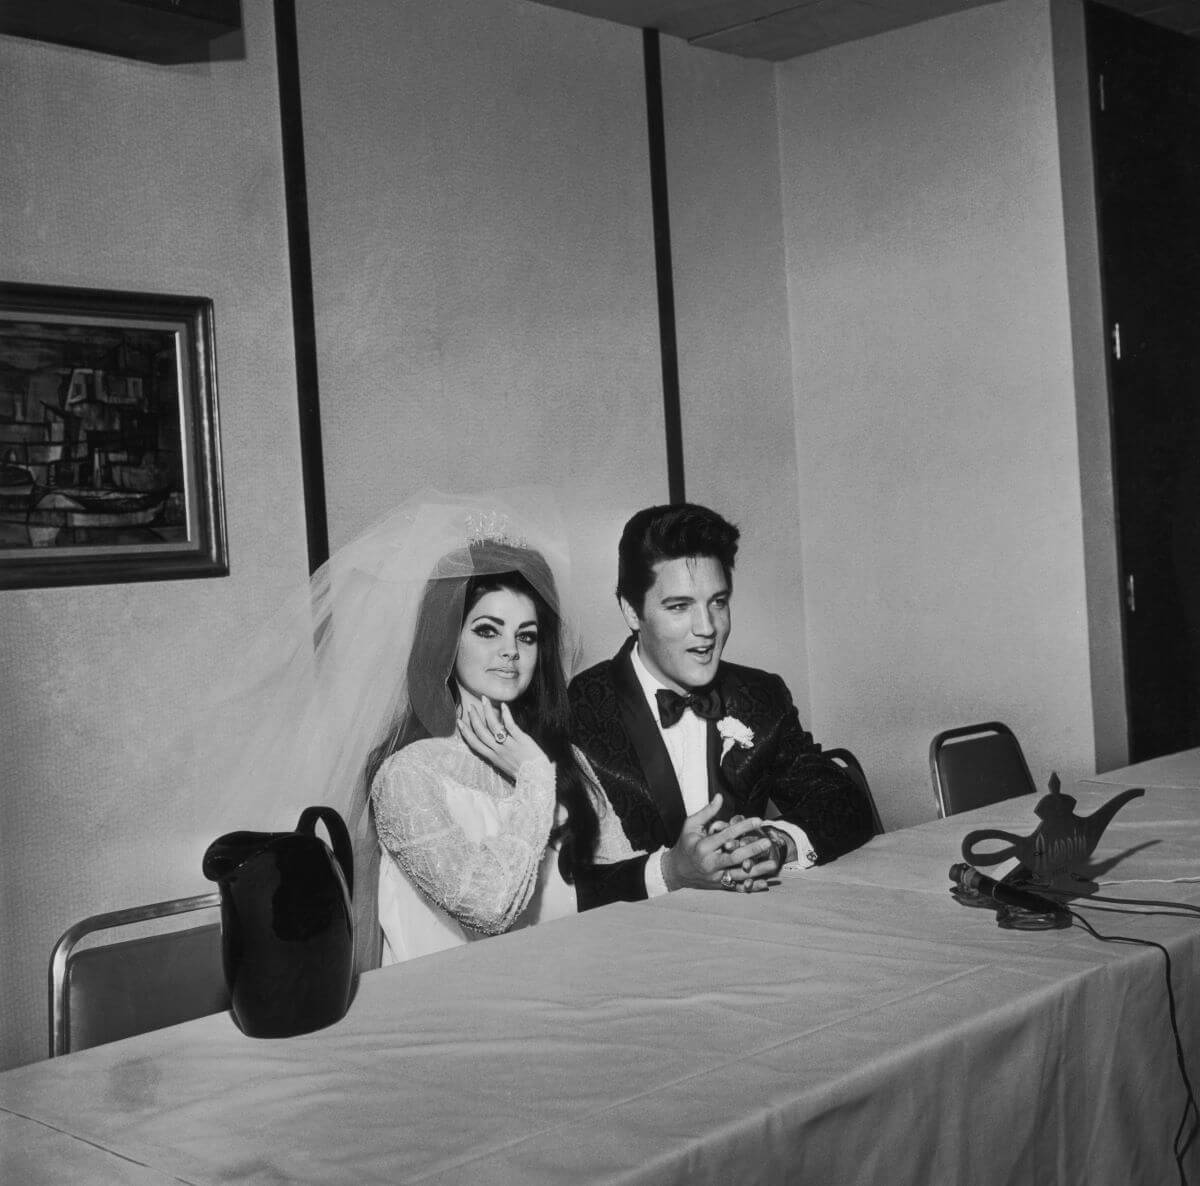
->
[49,892,228,1057]
[825,747,885,835]
[929,721,1037,818]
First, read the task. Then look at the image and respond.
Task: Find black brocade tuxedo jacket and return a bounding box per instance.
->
[568,636,874,911]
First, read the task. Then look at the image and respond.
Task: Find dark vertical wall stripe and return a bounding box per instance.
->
[642,29,687,505]
[275,15,681,541]
[274,0,330,573]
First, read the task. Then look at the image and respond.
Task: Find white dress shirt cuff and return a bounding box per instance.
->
[643,850,671,898]
[770,820,818,869]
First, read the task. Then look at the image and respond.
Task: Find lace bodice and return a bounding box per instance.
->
[371,734,638,951]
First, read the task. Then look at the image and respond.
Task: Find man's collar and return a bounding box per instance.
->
[629,638,671,700]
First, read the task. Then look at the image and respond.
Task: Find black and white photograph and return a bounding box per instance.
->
[2,1,1199,1183]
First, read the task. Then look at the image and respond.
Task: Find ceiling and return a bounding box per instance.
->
[526,0,1200,60]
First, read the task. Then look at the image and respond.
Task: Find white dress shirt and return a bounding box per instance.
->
[629,643,815,898]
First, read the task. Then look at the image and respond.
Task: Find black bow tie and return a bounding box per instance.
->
[655,685,723,728]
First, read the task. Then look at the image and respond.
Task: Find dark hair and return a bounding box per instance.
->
[369,563,598,882]
[616,503,740,615]
[456,571,598,881]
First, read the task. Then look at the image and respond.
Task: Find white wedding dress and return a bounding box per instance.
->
[372,734,639,964]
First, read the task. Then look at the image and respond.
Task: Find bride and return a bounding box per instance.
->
[194,489,637,973]
[368,535,636,963]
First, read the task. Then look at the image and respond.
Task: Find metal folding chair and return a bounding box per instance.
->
[825,747,885,835]
[928,721,1037,818]
[49,892,228,1057]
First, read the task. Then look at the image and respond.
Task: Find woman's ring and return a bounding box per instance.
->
[720,870,735,890]
[494,728,508,744]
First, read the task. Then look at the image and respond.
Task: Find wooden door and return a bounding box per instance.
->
[1087,2,1200,760]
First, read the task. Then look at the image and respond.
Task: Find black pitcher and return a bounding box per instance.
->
[202,806,355,1038]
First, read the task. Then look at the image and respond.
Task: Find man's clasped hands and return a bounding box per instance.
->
[659,794,789,894]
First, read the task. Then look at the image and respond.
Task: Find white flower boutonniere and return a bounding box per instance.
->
[717,716,755,761]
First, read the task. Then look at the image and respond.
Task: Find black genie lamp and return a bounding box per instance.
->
[961,772,1145,890]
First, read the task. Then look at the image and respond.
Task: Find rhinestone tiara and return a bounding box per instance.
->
[465,510,527,548]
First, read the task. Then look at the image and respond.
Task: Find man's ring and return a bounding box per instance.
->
[494,728,508,744]
[720,870,735,889]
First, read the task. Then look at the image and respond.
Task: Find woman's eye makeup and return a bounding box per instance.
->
[468,622,536,646]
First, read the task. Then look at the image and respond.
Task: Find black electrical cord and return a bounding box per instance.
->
[1068,907,1197,1185]
[1062,902,1200,921]
[1075,891,1200,916]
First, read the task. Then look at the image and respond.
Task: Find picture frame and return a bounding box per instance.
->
[0,282,228,589]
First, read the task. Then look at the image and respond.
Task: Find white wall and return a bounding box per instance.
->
[296,0,666,662]
[0,0,305,1069]
[662,38,814,720]
[777,0,1098,827]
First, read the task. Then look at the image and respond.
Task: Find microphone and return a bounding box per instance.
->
[949,863,1069,916]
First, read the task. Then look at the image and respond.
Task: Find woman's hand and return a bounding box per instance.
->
[457,698,552,783]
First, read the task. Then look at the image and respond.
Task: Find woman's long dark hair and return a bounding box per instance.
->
[368,565,599,881]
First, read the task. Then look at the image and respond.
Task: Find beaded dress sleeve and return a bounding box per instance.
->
[371,739,557,935]
[576,747,642,865]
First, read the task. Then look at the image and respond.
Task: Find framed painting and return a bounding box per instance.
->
[0,282,228,589]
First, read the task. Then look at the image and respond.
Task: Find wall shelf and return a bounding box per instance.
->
[0,0,243,65]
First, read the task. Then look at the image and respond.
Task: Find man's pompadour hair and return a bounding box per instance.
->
[616,503,740,614]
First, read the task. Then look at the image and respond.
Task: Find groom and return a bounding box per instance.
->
[569,502,874,909]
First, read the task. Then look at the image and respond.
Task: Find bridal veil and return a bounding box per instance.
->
[191,487,573,974]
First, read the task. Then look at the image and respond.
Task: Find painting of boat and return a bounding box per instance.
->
[0,283,226,588]
[1,336,177,546]
[28,487,169,530]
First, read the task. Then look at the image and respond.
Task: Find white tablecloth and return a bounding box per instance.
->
[1079,746,1200,791]
[3,777,1199,1185]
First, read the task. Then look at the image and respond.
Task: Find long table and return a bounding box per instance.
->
[4,768,1200,1185]
[1080,746,1200,792]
